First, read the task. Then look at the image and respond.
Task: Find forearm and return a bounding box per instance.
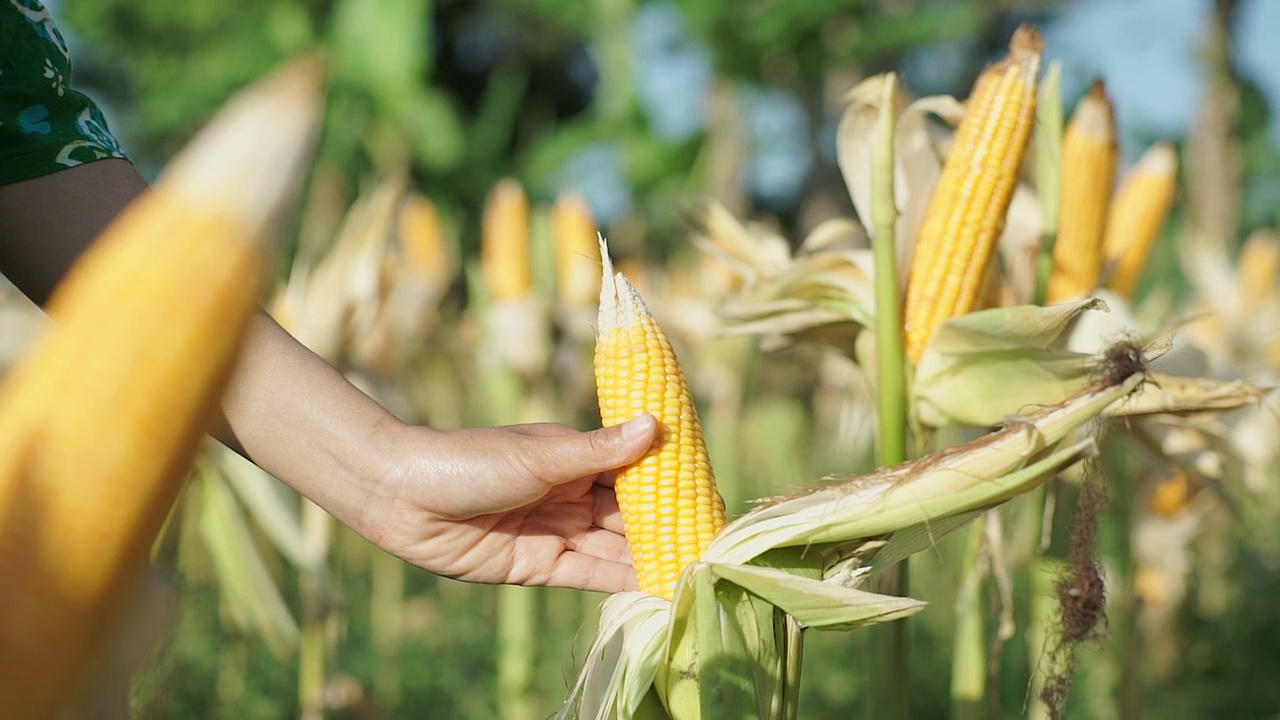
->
[0,160,402,534]
[218,313,404,535]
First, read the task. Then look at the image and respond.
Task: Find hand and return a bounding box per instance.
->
[362,414,659,593]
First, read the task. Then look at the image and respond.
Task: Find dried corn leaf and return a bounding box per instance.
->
[1105,374,1272,418]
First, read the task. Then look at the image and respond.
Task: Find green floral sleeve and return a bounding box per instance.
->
[0,0,129,186]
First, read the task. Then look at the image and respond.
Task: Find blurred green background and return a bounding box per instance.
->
[41,0,1280,717]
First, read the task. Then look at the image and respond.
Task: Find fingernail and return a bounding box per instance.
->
[620,414,656,441]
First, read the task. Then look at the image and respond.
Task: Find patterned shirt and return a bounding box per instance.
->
[0,0,128,186]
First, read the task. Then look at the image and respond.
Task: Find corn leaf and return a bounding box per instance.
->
[215,446,321,570]
[1105,373,1272,418]
[709,563,926,630]
[196,462,299,659]
[914,300,1104,426]
[707,372,1139,566]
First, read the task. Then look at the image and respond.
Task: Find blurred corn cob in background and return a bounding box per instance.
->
[0,58,322,717]
[1103,142,1179,298]
[903,26,1044,363]
[481,179,550,379]
[1046,81,1118,303]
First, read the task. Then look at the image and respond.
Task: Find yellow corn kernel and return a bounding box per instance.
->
[903,26,1044,363]
[481,179,533,301]
[595,241,726,600]
[1046,81,1118,303]
[552,193,601,309]
[1103,142,1178,297]
[0,59,322,716]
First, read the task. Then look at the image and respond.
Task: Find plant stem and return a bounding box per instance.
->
[872,79,906,467]
[950,519,988,720]
[1034,61,1063,305]
[298,500,332,720]
[870,72,911,720]
[497,585,539,720]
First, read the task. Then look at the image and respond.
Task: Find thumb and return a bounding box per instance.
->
[534,414,659,485]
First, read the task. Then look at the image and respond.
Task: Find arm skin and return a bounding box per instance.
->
[0,159,658,592]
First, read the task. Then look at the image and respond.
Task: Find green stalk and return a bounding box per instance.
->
[871,72,911,720]
[781,613,804,720]
[298,500,332,720]
[370,550,406,712]
[1034,61,1064,305]
[498,585,540,720]
[1027,560,1066,720]
[871,74,907,468]
[950,519,988,720]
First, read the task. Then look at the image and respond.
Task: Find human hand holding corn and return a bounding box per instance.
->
[355,415,658,592]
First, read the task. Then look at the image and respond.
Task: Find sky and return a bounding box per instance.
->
[1046,0,1280,154]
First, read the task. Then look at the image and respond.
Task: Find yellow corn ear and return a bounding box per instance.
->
[595,241,726,600]
[1150,472,1194,518]
[1102,142,1178,297]
[1239,230,1280,304]
[0,59,322,716]
[903,26,1044,363]
[481,179,533,301]
[553,193,602,309]
[1046,81,1118,303]
[398,192,450,283]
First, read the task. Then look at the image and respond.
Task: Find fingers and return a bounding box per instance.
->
[527,414,659,486]
[591,484,625,533]
[546,552,639,593]
[571,526,632,564]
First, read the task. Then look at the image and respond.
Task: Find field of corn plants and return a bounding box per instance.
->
[4,0,1280,718]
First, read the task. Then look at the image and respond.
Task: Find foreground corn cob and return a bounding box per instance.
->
[903,26,1044,363]
[1103,142,1178,297]
[1046,81,1118,303]
[595,240,727,600]
[0,59,322,716]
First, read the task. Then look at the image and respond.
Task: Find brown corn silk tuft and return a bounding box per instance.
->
[903,25,1044,363]
[594,243,726,600]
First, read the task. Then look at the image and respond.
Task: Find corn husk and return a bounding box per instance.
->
[558,246,1146,720]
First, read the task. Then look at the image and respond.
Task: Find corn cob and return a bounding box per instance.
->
[482,179,533,302]
[595,241,726,600]
[398,191,450,286]
[1238,229,1280,307]
[1102,142,1178,297]
[903,26,1044,363]
[553,193,602,310]
[1046,81,1118,303]
[1150,472,1193,518]
[0,59,322,715]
